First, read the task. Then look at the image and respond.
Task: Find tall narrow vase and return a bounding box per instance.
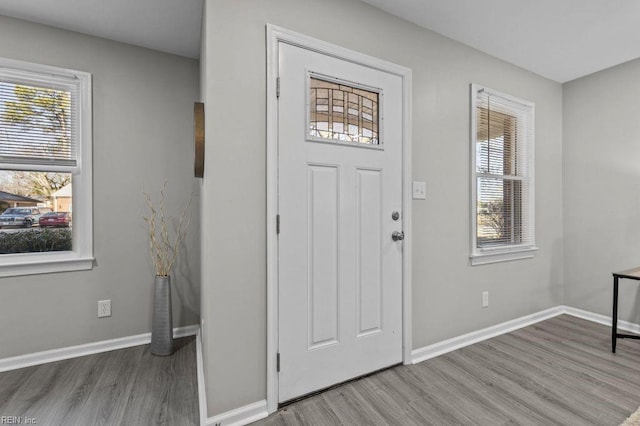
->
[151,275,174,356]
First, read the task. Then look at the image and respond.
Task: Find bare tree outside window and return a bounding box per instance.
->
[0,84,72,202]
[0,82,76,254]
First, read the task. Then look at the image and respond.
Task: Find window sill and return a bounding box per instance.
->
[470,246,538,266]
[0,252,94,277]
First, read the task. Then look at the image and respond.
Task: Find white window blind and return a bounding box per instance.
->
[471,84,535,264]
[0,71,79,169]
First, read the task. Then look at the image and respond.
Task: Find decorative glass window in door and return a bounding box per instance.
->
[309,76,380,146]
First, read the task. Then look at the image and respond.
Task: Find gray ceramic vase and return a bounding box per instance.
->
[151,275,174,356]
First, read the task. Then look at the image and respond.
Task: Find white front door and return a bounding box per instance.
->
[278,42,404,403]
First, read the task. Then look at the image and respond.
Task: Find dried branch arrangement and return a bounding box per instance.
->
[143,182,193,277]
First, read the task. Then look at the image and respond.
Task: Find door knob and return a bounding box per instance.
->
[392,231,404,241]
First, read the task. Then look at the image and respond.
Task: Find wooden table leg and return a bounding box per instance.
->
[612,276,619,353]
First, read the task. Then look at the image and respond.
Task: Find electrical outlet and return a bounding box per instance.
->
[98,299,111,318]
[412,181,426,200]
[482,291,489,308]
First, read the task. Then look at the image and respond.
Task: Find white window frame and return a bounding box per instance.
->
[470,84,536,266]
[0,57,93,277]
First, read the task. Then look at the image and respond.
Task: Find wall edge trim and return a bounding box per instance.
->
[0,324,199,373]
[411,306,564,364]
[205,400,268,426]
[411,305,640,364]
[196,328,207,426]
[563,305,640,334]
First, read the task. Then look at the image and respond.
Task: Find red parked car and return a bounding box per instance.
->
[39,212,72,228]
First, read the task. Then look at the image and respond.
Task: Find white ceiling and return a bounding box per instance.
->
[0,0,639,82]
[361,0,640,83]
[0,0,202,59]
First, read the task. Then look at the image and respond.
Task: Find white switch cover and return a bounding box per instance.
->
[412,181,426,200]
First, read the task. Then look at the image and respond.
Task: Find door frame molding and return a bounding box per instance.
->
[266,24,413,414]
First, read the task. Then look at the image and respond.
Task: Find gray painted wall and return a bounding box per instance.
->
[563,58,640,322]
[202,0,563,415]
[0,16,201,359]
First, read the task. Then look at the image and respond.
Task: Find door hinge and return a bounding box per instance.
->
[277,352,281,372]
[276,77,280,98]
[276,214,280,234]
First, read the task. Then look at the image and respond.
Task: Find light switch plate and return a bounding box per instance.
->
[412,181,426,200]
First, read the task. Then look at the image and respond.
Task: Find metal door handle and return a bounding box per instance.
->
[392,231,404,241]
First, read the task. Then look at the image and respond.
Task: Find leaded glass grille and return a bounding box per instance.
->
[309,77,379,145]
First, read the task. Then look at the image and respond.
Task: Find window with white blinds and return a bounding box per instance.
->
[0,57,93,277]
[0,67,81,170]
[470,84,536,265]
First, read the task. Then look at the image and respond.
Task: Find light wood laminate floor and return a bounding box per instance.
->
[0,336,198,426]
[256,315,640,426]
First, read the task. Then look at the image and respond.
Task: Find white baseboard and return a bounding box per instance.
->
[0,324,199,373]
[563,305,612,326]
[206,400,268,426]
[196,328,208,426]
[174,324,200,338]
[411,304,640,365]
[563,305,640,335]
[411,306,565,364]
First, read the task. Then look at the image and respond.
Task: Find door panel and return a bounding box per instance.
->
[307,164,339,349]
[278,42,403,403]
[356,168,383,337]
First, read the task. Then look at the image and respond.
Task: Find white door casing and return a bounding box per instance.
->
[278,43,402,402]
[266,24,412,413]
